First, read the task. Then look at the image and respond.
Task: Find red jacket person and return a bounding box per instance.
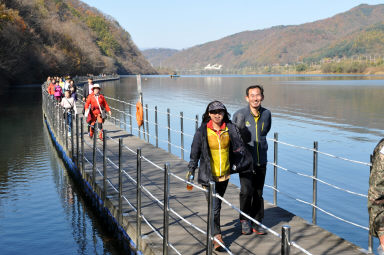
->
[84,84,111,140]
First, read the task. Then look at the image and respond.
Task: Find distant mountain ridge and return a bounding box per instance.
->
[160,4,384,70]
[142,48,179,67]
[0,0,156,86]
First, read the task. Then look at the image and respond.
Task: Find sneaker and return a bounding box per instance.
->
[240,220,252,235]
[213,234,224,251]
[252,223,267,235]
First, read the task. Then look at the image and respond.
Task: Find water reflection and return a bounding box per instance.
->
[0,85,121,255]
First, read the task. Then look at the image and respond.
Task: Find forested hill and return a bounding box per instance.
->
[161,4,384,70]
[142,48,179,67]
[0,0,156,86]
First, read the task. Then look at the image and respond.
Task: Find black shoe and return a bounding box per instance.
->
[252,224,267,235]
[240,220,252,235]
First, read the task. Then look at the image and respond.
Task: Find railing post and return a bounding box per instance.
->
[155,106,158,148]
[136,148,142,252]
[70,113,74,160]
[145,104,149,143]
[60,104,63,140]
[76,114,79,168]
[273,132,278,205]
[119,138,123,224]
[92,127,97,188]
[129,103,132,134]
[180,112,184,160]
[65,111,68,151]
[207,181,215,255]
[195,114,199,132]
[123,102,127,132]
[167,108,171,153]
[368,154,373,253]
[57,105,61,138]
[163,163,170,255]
[312,141,318,224]
[103,130,107,201]
[281,225,291,255]
[81,117,84,176]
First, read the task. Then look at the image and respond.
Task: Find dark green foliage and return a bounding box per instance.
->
[86,15,122,56]
[296,63,307,72]
[321,62,367,73]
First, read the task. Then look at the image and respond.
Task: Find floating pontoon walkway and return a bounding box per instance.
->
[42,83,367,255]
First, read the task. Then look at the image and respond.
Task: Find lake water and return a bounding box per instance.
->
[1,75,383,254]
[100,74,384,251]
[0,85,122,254]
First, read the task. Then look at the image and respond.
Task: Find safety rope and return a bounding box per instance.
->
[264,184,368,231]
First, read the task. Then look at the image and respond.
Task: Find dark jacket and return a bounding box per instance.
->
[188,121,252,186]
[83,83,92,100]
[233,106,272,166]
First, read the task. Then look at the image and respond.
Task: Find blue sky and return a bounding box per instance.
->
[81,1,384,50]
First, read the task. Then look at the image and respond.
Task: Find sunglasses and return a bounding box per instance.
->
[209,110,224,115]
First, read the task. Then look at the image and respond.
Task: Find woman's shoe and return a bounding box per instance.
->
[213,234,224,251]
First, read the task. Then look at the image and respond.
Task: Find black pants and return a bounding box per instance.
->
[204,180,229,235]
[239,164,266,222]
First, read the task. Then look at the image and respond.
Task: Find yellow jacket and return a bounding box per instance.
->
[207,121,230,181]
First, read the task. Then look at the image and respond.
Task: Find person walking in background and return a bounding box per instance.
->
[54,80,63,102]
[58,77,65,90]
[47,78,55,99]
[233,85,272,235]
[69,80,77,101]
[84,84,111,140]
[60,90,77,136]
[83,78,94,102]
[187,101,250,251]
[368,139,384,254]
[64,76,71,91]
[83,78,94,133]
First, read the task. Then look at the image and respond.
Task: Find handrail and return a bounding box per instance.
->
[267,162,368,198]
[267,138,371,166]
[74,117,305,254]
[100,124,311,255]
[78,86,371,167]
[264,184,368,231]
[43,80,371,253]
[74,86,370,234]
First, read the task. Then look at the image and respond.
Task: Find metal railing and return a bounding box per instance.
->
[42,83,314,254]
[74,85,374,252]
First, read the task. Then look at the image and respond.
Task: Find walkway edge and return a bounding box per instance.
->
[43,112,156,255]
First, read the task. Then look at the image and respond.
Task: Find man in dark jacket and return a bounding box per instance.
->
[82,78,94,132]
[82,78,94,102]
[233,85,272,235]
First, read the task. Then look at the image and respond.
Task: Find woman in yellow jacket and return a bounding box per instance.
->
[187,101,251,251]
